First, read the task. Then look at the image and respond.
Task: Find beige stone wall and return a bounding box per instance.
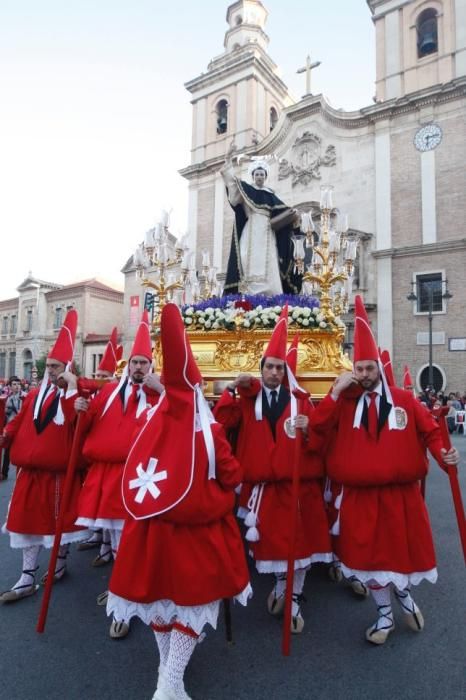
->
[435,109,466,242]
[85,293,124,334]
[390,125,422,248]
[391,250,466,391]
[196,183,216,269]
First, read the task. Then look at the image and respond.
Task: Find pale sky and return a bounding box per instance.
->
[0,1,375,299]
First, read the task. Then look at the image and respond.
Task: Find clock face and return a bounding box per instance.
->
[414,124,442,152]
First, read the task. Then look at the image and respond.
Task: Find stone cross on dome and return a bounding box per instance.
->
[297,54,322,97]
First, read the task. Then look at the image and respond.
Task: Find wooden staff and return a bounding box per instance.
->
[433,406,466,565]
[37,395,89,633]
[223,598,233,644]
[282,397,303,656]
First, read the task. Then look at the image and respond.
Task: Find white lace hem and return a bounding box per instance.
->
[75,517,125,530]
[6,529,91,549]
[339,563,438,589]
[252,552,333,574]
[106,584,252,635]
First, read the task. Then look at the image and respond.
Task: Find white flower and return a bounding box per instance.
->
[184,317,192,325]
[319,321,327,328]
[292,310,300,320]
[243,320,250,328]
[212,321,220,329]
[274,305,281,313]
[256,305,263,312]
[198,317,205,324]
[302,308,311,317]
[205,321,211,329]
[312,307,320,316]
[302,318,309,326]
[316,313,324,323]
[185,307,194,315]
[205,307,213,314]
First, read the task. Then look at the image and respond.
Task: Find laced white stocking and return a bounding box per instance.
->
[292,568,307,616]
[13,545,42,590]
[109,529,121,559]
[164,628,198,698]
[394,585,420,615]
[368,583,394,630]
[274,572,287,598]
[152,616,172,671]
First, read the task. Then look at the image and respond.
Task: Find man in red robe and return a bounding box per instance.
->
[73,311,163,638]
[75,327,122,553]
[0,310,86,602]
[310,295,460,644]
[214,307,332,634]
[107,303,251,700]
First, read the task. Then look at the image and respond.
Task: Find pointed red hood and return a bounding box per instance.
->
[48,309,77,364]
[98,327,119,374]
[263,305,288,361]
[130,310,152,360]
[353,295,378,363]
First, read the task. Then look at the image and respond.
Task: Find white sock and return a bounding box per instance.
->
[292,568,306,617]
[274,573,287,598]
[368,583,394,629]
[165,627,198,696]
[98,540,112,560]
[394,586,420,614]
[13,545,42,590]
[87,530,102,544]
[109,529,121,560]
[152,617,172,673]
[55,543,69,574]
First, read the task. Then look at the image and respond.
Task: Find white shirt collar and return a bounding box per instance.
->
[363,381,382,399]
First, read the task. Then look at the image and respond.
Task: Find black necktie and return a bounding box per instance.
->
[270,390,278,418]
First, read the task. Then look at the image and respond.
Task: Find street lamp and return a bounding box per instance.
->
[407,279,452,390]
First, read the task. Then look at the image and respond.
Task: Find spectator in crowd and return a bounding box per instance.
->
[1,376,23,481]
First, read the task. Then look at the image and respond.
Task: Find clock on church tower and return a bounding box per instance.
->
[414,124,443,152]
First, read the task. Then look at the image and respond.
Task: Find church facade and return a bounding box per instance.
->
[180,0,466,392]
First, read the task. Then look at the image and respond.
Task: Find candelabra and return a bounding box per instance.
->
[133,211,219,326]
[296,186,358,320]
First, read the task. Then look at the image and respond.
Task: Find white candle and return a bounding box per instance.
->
[292,235,305,260]
[202,249,210,267]
[181,250,191,269]
[134,245,144,267]
[160,210,170,228]
[320,186,333,210]
[144,229,154,247]
[158,244,168,264]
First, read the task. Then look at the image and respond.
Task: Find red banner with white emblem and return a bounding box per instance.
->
[122,394,196,520]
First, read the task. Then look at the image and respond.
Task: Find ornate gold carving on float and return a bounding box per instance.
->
[152,326,351,399]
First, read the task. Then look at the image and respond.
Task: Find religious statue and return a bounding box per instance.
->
[221,143,303,296]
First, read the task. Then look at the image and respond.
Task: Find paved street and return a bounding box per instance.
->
[0,435,465,700]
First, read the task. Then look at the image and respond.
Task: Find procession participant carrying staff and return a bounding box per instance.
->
[214,305,332,635]
[309,295,461,645]
[0,310,87,603]
[73,311,163,640]
[107,303,251,700]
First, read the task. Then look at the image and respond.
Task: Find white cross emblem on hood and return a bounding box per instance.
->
[129,457,168,504]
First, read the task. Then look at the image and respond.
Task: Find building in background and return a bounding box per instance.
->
[0,276,124,379]
[178,0,466,392]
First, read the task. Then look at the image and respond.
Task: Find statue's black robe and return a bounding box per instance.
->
[223,179,302,295]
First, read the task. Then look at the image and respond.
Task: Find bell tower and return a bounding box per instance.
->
[181,1,294,274]
[184,0,293,163]
[367,0,466,101]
